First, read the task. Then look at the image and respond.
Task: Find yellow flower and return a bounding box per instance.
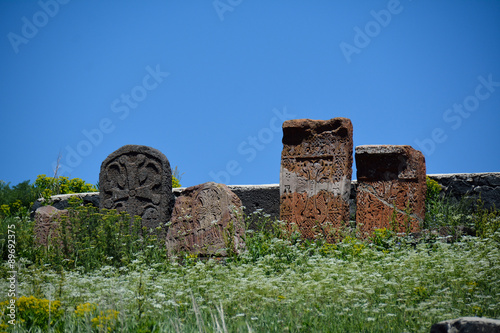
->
[91,309,120,332]
[74,302,97,317]
[9,295,64,329]
[0,204,10,216]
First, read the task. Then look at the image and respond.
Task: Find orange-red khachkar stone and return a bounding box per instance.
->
[355,145,426,237]
[280,118,353,242]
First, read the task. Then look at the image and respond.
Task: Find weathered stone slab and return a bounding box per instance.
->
[33,205,69,246]
[355,145,426,237]
[280,118,353,241]
[430,317,500,333]
[166,182,245,256]
[99,145,174,235]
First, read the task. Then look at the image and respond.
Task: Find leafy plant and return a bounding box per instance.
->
[426,176,442,203]
[33,174,97,199]
[370,227,395,250]
[0,175,98,215]
[0,180,37,217]
[472,199,500,238]
[172,175,181,189]
[41,204,167,272]
[0,296,64,331]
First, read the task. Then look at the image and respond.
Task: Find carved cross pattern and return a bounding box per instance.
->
[102,153,162,218]
[196,188,223,229]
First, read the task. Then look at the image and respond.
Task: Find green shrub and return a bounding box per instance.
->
[172,166,183,188]
[426,176,442,202]
[0,180,37,217]
[0,175,98,216]
[0,296,64,331]
[424,176,474,230]
[472,199,500,238]
[0,213,35,264]
[35,202,167,272]
[33,175,97,200]
[172,176,181,188]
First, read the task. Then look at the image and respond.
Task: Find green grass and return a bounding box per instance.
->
[0,200,499,332]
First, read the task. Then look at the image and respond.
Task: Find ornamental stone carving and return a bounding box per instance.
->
[99,145,174,236]
[355,145,426,237]
[280,118,353,242]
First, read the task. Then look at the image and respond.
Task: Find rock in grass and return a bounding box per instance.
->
[33,205,68,247]
[430,317,500,333]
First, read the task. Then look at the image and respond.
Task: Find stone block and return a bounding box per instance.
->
[33,205,69,247]
[99,145,174,235]
[166,182,245,256]
[430,317,500,333]
[355,145,426,237]
[280,118,353,241]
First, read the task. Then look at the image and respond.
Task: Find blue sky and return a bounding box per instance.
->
[1,0,499,188]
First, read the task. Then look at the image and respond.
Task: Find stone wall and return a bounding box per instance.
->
[427,173,500,210]
[32,173,500,222]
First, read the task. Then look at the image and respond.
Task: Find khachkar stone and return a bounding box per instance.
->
[280,118,353,242]
[99,145,174,235]
[355,145,426,237]
[166,182,246,257]
[33,206,69,247]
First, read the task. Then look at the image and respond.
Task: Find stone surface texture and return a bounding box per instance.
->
[355,145,426,237]
[429,173,500,210]
[33,205,69,246]
[280,118,353,241]
[166,182,245,256]
[229,184,280,230]
[99,145,174,235]
[430,317,500,333]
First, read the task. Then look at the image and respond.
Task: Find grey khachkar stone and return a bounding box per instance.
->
[99,145,174,235]
[430,317,500,333]
[166,182,245,257]
[280,118,353,242]
[355,145,426,237]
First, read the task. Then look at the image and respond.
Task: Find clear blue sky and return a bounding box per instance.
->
[1,0,499,188]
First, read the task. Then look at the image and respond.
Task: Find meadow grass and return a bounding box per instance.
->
[0,201,499,332]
